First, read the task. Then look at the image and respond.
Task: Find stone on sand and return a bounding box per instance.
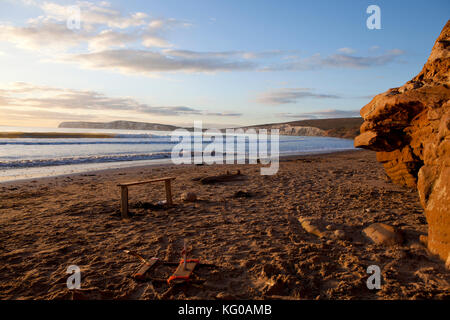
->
[333,229,347,240]
[363,223,403,246]
[216,292,235,300]
[181,192,197,202]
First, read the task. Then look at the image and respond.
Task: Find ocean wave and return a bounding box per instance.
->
[114,134,169,138]
[0,152,172,168]
[0,139,176,146]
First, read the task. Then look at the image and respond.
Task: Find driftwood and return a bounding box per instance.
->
[197,170,246,185]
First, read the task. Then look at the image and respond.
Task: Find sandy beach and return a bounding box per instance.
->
[0,150,448,300]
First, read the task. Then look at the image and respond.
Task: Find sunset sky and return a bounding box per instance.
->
[0,0,448,128]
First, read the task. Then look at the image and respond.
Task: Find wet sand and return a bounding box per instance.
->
[0,150,448,300]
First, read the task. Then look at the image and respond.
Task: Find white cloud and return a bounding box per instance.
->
[264,50,405,71]
[0,1,189,53]
[0,21,87,52]
[148,18,192,30]
[257,88,341,105]
[0,1,406,77]
[55,47,406,76]
[87,29,138,51]
[337,47,356,54]
[142,36,172,48]
[149,20,164,29]
[40,1,148,29]
[322,50,405,68]
[276,109,360,119]
[0,82,242,118]
[67,49,258,74]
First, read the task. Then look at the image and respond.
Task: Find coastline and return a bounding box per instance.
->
[0,148,359,185]
[1,149,448,300]
[0,132,117,139]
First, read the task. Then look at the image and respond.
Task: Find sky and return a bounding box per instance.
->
[0,0,448,128]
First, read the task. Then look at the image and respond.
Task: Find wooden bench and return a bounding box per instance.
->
[118,177,176,219]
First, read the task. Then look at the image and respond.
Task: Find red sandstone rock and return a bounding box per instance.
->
[355,21,450,261]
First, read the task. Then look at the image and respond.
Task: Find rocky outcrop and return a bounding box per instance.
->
[355,21,450,261]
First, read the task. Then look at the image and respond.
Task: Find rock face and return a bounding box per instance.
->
[355,21,450,261]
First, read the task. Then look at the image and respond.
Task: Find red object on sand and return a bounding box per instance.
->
[167,259,200,285]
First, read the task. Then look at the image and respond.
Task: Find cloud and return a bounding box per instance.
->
[264,50,405,71]
[163,49,286,60]
[0,21,87,52]
[337,47,356,54]
[87,29,138,51]
[162,50,245,59]
[0,82,242,117]
[257,88,341,105]
[148,18,192,30]
[0,1,189,53]
[67,49,258,74]
[0,1,406,77]
[0,20,145,53]
[39,1,148,29]
[63,48,405,75]
[0,107,101,121]
[322,49,405,68]
[142,36,172,48]
[276,109,361,119]
[204,112,242,117]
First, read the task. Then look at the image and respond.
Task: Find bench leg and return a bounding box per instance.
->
[120,186,129,218]
[165,180,173,205]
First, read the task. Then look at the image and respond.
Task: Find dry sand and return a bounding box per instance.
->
[0,150,448,300]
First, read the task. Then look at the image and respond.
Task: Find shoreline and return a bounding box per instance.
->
[0,132,117,139]
[1,149,448,300]
[0,148,360,185]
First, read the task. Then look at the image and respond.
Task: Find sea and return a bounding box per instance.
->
[0,125,356,182]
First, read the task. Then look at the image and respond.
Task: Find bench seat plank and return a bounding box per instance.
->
[118,176,176,218]
[118,177,176,187]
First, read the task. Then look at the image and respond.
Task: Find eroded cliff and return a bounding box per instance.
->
[355,21,450,261]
